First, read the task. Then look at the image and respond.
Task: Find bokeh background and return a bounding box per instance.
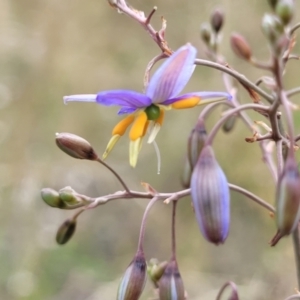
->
[1,0,300,299]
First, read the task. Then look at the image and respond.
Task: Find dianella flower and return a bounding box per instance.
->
[191,145,230,244]
[64,44,231,167]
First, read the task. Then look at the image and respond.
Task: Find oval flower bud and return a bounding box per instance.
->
[191,145,230,245]
[117,251,147,300]
[159,259,185,300]
[210,8,224,33]
[230,33,252,61]
[187,119,207,169]
[56,218,77,245]
[261,14,284,44]
[148,259,168,287]
[270,156,300,246]
[200,23,212,45]
[181,155,192,189]
[275,0,294,25]
[222,114,237,133]
[55,132,98,160]
[41,188,66,208]
[59,186,81,205]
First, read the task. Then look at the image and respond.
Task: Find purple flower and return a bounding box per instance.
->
[64,44,231,167]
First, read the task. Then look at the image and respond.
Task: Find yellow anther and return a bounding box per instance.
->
[129,111,148,141]
[156,108,165,125]
[102,135,121,159]
[171,97,200,109]
[112,115,135,136]
[129,138,142,167]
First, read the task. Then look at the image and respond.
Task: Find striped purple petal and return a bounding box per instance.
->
[161,91,232,105]
[146,44,197,104]
[118,107,138,115]
[96,90,151,111]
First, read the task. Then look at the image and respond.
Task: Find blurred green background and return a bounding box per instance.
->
[1,0,300,299]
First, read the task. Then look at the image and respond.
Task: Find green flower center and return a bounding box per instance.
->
[145,104,160,121]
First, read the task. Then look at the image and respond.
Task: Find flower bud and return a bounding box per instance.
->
[55,132,98,160]
[222,114,237,133]
[275,0,294,25]
[268,0,278,9]
[56,218,77,245]
[200,23,212,45]
[158,259,185,300]
[181,155,192,188]
[147,259,168,286]
[230,33,252,61]
[210,8,224,33]
[191,146,230,245]
[261,14,284,44]
[270,155,300,246]
[117,251,147,300]
[41,188,66,208]
[187,119,207,169]
[59,186,81,205]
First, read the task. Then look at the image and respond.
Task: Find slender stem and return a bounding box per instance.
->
[293,224,300,291]
[215,281,239,300]
[199,101,232,121]
[171,200,177,260]
[205,103,270,145]
[286,87,300,98]
[137,196,159,252]
[250,57,273,71]
[194,59,273,103]
[145,6,157,24]
[228,183,275,213]
[276,139,283,176]
[290,22,300,35]
[97,158,130,193]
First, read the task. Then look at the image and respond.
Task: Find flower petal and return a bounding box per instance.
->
[146,44,197,104]
[64,94,97,104]
[96,90,151,111]
[162,91,232,106]
[118,107,138,115]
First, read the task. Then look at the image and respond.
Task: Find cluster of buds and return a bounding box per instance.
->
[200,8,224,52]
[41,186,85,209]
[263,0,294,56]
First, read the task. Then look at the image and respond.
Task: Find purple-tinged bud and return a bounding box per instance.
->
[261,14,284,44]
[55,132,98,160]
[158,259,185,300]
[230,33,252,61]
[275,0,294,25]
[41,188,66,208]
[117,251,147,300]
[200,23,212,45]
[270,156,300,246]
[181,155,192,188]
[187,119,207,169]
[222,114,237,133]
[210,8,224,33]
[191,146,230,245]
[59,186,81,205]
[56,218,77,245]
